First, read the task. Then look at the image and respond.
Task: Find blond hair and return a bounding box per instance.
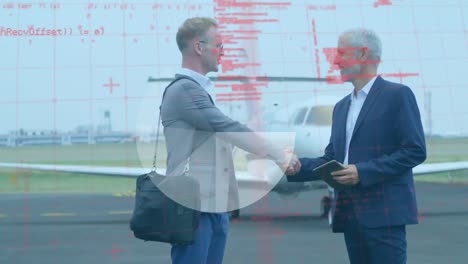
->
[176,17,218,52]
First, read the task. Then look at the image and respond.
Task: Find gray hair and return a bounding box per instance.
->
[176,17,218,52]
[341,28,382,62]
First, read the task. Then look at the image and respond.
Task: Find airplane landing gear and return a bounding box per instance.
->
[322,187,335,226]
[229,209,240,220]
[320,196,331,219]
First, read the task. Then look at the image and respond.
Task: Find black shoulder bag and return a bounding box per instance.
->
[130,77,201,245]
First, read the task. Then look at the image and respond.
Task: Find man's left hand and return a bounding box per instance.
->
[331,164,360,185]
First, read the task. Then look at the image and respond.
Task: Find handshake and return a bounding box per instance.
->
[276,149,301,176]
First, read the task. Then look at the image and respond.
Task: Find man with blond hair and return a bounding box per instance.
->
[161,17,300,264]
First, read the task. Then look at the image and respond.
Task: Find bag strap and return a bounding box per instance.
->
[152,76,200,173]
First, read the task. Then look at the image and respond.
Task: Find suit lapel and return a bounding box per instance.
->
[336,96,351,162]
[351,76,384,139]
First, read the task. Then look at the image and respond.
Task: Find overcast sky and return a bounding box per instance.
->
[0,0,467,136]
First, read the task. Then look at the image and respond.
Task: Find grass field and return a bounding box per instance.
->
[1,137,467,194]
[414,137,468,183]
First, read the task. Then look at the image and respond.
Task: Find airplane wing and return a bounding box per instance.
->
[148,76,326,83]
[1,161,467,186]
[0,162,268,186]
[413,161,468,175]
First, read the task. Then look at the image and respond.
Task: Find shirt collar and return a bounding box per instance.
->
[176,68,212,89]
[351,76,377,101]
[361,76,377,95]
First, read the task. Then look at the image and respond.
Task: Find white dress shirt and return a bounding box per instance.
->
[343,77,377,165]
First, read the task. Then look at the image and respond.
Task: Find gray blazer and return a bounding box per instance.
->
[160,74,285,212]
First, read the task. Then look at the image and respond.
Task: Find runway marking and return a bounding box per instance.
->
[112,190,135,197]
[40,212,77,217]
[108,210,132,215]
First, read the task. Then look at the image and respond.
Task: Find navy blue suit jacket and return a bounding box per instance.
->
[288,76,426,232]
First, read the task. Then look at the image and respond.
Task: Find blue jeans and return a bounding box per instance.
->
[171,213,229,264]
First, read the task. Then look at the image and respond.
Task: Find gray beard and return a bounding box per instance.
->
[341,64,361,82]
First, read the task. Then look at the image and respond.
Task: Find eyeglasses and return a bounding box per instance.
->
[199,40,223,49]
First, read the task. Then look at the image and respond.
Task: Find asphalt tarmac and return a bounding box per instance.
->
[1,181,467,264]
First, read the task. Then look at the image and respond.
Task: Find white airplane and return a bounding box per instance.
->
[1,92,468,223]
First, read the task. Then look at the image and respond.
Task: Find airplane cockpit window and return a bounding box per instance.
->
[305,106,333,126]
[291,107,308,125]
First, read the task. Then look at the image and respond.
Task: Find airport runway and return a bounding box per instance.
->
[1,182,468,264]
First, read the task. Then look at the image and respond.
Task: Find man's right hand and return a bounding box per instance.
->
[277,149,301,176]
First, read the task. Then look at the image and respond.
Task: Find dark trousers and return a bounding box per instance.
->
[171,213,228,264]
[343,216,407,264]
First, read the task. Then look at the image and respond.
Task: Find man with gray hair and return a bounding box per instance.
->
[287,28,426,264]
[161,17,301,264]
